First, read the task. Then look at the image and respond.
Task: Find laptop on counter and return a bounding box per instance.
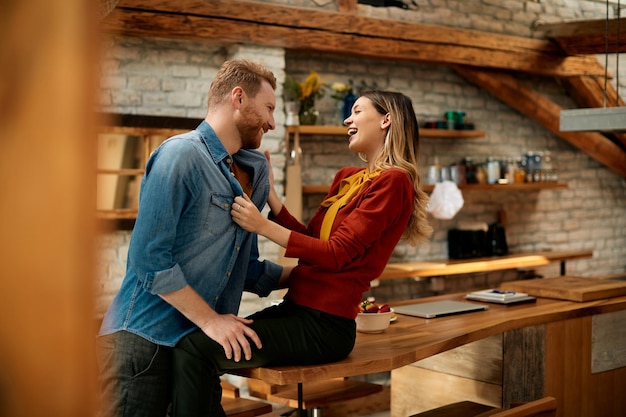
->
[393,300,489,319]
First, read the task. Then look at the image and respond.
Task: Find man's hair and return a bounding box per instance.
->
[207,59,277,109]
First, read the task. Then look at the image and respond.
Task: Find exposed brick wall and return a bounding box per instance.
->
[96,1,626,318]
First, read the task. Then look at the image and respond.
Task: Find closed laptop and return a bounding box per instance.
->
[393,300,488,319]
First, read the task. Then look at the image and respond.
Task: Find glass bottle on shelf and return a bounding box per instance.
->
[524,151,542,182]
[514,157,527,183]
[451,162,466,185]
[542,151,558,182]
[463,157,477,184]
[504,157,516,184]
[486,157,500,184]
[475,162,487,184]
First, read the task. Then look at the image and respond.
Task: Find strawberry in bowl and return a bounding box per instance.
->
[356,300,393,333]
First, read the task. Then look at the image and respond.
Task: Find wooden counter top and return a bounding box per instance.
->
[232,290,625,386]
[379,249,592,280]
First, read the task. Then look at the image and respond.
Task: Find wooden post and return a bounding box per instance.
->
[0,0,100,416]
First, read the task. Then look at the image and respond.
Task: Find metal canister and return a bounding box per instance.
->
[525,151,542,181]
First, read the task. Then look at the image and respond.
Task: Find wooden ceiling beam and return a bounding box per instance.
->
[101,0,607,78]
[101,0,625,175]
[559,75,625,109]
[454,66,626,178]
[536,18,626,55]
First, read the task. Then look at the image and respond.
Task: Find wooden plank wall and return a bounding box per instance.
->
[546,317,626,417]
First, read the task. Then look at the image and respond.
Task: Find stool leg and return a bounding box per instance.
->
[298,383,305,417]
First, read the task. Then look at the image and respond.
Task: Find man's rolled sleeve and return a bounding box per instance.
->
[145,263,188,294]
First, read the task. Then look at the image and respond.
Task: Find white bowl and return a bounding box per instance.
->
[356,311,392,333]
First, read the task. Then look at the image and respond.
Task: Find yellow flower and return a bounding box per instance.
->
[331,82,351,93]
[330,82,352,100]
[298,70,325,101]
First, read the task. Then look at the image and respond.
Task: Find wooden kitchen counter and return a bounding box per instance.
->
[379,249,592,280]
[233,289,623,385]
[233,286,626,416]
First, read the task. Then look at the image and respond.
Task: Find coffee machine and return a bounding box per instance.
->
[448,211,508,259]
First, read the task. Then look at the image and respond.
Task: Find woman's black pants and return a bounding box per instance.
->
[171,299,356,417]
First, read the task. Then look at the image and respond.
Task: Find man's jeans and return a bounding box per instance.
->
[96,331,172,417]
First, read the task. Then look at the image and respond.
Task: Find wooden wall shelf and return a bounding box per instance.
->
[380,249,592,280]
[421,128,486,138]
[288,125,568,198]
[286,125,347,135]
[422,182,568,192]
[96,113,197,222]
[303,182,567,195]
[286,125,485,139]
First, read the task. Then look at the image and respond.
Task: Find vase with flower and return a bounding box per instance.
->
[330,81,356,125]
[299,96,319,125]
[284,71,325,125]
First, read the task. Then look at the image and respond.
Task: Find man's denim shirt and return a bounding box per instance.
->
[99,121,283,347]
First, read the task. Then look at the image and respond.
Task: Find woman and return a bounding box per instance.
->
[171,90,432,417]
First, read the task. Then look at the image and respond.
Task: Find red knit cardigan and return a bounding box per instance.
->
[275,166,414,319]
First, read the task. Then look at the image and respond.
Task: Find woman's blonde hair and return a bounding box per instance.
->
[359,90,433,245]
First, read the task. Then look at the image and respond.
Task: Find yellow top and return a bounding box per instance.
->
[319,168,381,240]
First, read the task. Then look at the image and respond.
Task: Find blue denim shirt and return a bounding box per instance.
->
[99,121,283,346]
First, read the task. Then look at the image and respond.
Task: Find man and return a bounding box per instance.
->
[96,59,289,417]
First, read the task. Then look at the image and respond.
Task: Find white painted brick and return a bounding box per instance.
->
[525,1,543,14]
[186,80,212,95]
[541,233,568,247]
[110,90,142,107]
[171,65,200,78]
[166,91,203,108]
[101,75,126,90]
[142,92,168,107]
[162,79,186,92]
[128,75,161,91]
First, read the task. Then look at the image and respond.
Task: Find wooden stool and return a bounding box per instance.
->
[409,396,557,417]
[248,377,383,416]
[221,397,272,417]
[408,400,498,417]
[221,379,272,417]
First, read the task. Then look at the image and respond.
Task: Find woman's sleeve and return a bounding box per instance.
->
[271,167,354,236]
[270,205,309,234]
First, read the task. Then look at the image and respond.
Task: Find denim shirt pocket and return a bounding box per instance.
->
[205,193,236,235]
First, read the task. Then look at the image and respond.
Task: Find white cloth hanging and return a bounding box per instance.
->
[426,180,464,220]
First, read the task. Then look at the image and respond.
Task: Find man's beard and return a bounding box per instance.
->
[237,104,264,150]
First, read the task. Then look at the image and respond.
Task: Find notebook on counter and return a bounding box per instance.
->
[393,300,488,319]
[466,289,537,305]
